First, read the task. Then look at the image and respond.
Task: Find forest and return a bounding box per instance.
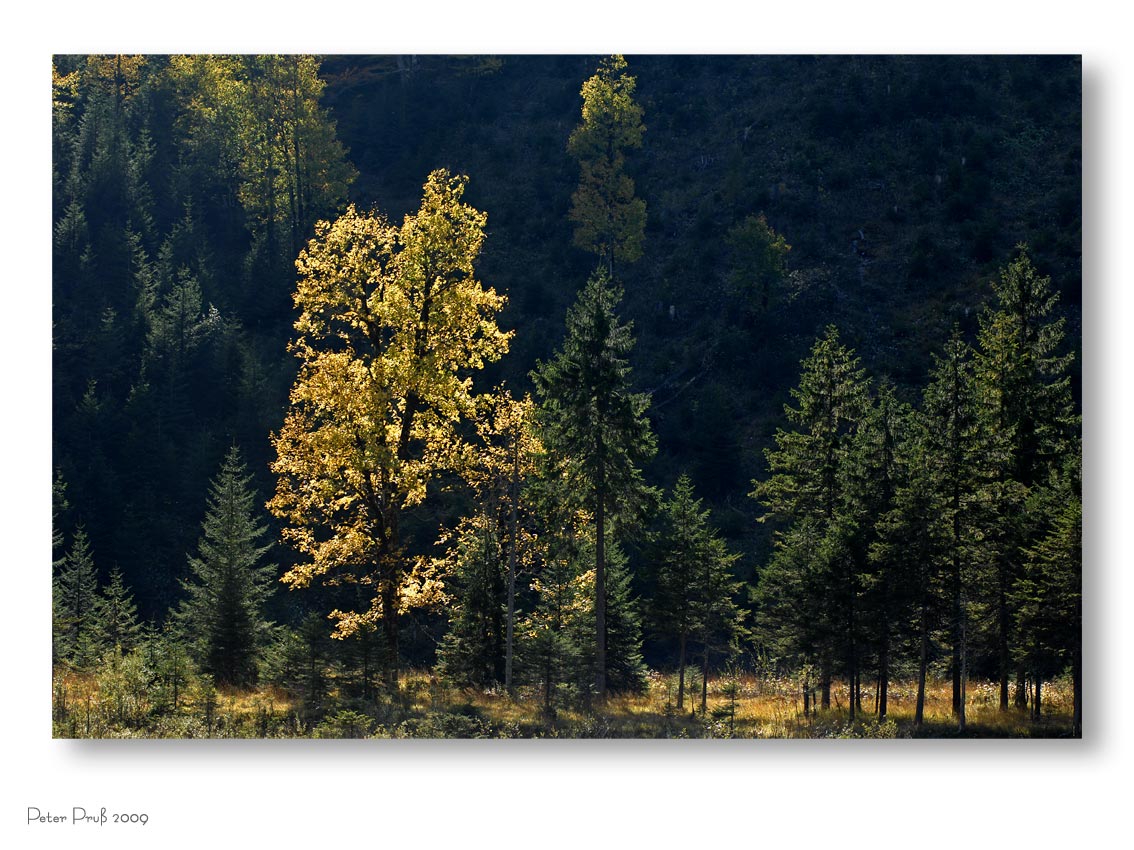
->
[51,54,1081,738]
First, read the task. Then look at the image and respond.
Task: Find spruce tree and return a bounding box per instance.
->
[923,328,1002,723]
[752,325,869,710]
[519,544,592,712]
[532,267,656,699]
[1013,455,1081,729]
[656,474,741,711]
[176,446,275,687]
[97,567,142,655]
[436,514,507,688]
[869,416,946,726]
[54,527,102,668]
[976,246,1077,710]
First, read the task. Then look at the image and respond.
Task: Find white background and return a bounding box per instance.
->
[3,2,1127,847]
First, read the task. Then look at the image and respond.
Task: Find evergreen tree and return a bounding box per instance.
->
[436,513,507,688]
[869,411,946,726]
[692,531,743,715]
[597,537,648,695]
[923,328,1002,723]
[176,446,275,687]
[844,381,910,719]
[441,389,543,692]
[976,246,1077,710]
[518,543,592,713]
[54,527,102,668]
[655,474,741,711]
[532,267,656,698]
[752,325,869,710]
[1013,455,1081,730]
[97,566,142,655]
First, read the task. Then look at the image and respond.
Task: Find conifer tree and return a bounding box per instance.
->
[844,381,910,719]
[656,474,741,710]
[752,325,869,710]
[567,55,647,277]
[976,246,1077,710]
[869,416,946,726]
[1013,454,1081,730]
[435,513,507,688]
[442,389,543,691]
[519,544,592,712]
[532,267,656,698]
[596,537,648,695]
[923,328,1001,721]
[98,567,142,655]
[177,446,275,687]
[54,527,102,668]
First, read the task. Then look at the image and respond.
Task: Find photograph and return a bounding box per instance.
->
[50,53,1082,740]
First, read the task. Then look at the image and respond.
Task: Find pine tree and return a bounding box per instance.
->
[752,325,869,710]
[176,446,275,687]
[439,389,543,691]
[870,423,946,727]
[1013,455,1081,729]
[97,567,142,655]
[518,543,592,713]
[976,246,1077,710]
[844,381,910,719]
[435,513,507,688]
[923,328,1002,723]
[54,527,102,668]
[532,267,656,698]
[655,474,741,711]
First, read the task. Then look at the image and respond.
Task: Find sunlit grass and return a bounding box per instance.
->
[53,665,1075,739]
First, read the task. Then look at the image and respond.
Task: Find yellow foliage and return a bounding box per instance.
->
[269,170,511,640]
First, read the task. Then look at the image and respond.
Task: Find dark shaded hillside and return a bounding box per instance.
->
[321,53,1081,553]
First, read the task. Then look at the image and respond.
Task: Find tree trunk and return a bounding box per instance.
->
[595,486,606,701]
[700,643,709,715]
[1014,667,1028,710]
[958,600,967,734]
[1034,676,1042,720]
[677,630,687,711]
[878,633,889,720]
[915,607,929,727]
[820,661,831,710]
[505,443,519,693]
[1072,643,1082,737]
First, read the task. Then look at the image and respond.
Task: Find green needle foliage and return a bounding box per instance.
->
[98,567,142,656]
[54,527,102,669]
[176,446,276,687]
[533,266,656,698]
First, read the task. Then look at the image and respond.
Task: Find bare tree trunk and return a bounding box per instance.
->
[1072,644,1082,737]
[595,444,606,701]
[677,631,687,711]
[958,598,968,734]
[505,443,518,693]
[915,609,929,727]
[700,643,709,715]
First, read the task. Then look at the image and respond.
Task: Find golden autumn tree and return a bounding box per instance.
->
[567,55,647,278]
[268,169,511,685]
